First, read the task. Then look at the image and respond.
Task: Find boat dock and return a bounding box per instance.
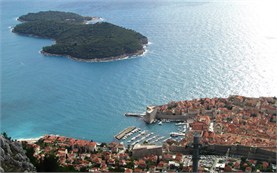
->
[114,126,136,140]
[125,112,145,117]
[115,124,187,146]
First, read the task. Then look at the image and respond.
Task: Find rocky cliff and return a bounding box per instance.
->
[0,135,36,172]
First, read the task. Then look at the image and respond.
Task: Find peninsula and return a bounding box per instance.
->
[13,11,148,62]
[3,95,276,172]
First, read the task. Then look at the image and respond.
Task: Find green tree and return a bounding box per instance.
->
[241,157,247,163]
[1,132,11,140]
[79,166,88,172]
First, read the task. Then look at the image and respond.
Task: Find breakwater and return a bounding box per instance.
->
[114,126,136,140]
[125,112,145,117]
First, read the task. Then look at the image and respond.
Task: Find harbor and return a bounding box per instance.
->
[114,123,187,146]
[119,105,198,145]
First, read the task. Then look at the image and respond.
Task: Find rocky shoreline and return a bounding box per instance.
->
[40,45,147,63]
[13,29,147,63]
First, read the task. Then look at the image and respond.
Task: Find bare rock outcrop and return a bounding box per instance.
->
[0,135,36,172]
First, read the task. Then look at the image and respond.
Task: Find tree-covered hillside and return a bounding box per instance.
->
[13,11,148,60]
[18,11,91,23]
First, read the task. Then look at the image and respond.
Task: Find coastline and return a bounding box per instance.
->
[12,31,148,63]
[16,136,43,144]
[12,30,148,63]
[40,44,148,63]
[17,18,25,23]
[84,17,104,24]
[17,15,102,24]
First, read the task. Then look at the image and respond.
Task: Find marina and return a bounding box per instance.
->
[115,125,185,146]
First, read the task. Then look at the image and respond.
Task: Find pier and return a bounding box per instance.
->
[114,126,136,140]
[115,124,186,146]
[125,112,145,117]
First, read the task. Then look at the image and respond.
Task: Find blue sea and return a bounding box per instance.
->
[1,0,277,142]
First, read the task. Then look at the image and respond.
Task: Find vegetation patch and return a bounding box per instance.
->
[13,11,148,61]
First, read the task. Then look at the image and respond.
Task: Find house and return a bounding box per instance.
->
[168,161,180,168]
[133,168,143,173]
[190,122,208,131]
[163,153,173,161]
[89,142,97,152]
[124,168,133,173]
[88,167,99,172]
[245,166,252,172]
[157,161,167,170]
[119,159,126,166]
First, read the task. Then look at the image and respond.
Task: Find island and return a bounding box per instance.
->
[13,11,148,62]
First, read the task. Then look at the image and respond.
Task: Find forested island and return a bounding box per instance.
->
[13,11,148,62]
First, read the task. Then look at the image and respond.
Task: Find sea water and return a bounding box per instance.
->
[1,0,277,142]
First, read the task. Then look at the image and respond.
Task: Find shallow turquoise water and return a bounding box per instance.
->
[1,0,277,142]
